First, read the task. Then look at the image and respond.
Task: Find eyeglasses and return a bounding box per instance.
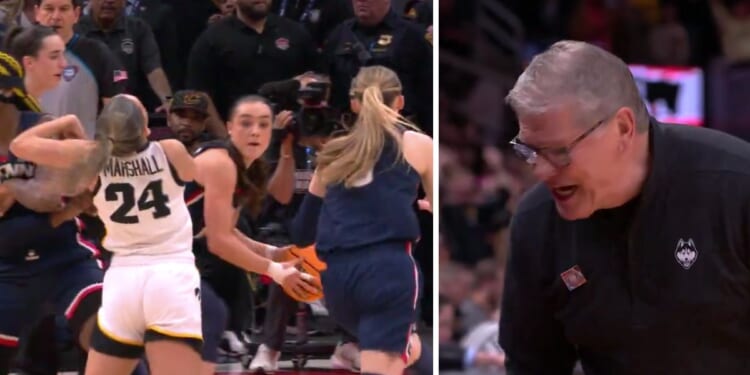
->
[510,118,608,168]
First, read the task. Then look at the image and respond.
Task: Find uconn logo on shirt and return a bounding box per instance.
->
[675,238,698,270]
[0,160,35,183]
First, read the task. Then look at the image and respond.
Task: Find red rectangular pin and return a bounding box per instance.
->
[560,265,587,291]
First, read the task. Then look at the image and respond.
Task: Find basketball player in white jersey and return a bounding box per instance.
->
[10,94,203,374]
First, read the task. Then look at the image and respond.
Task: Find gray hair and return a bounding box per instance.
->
[505,40,649,132]
[95,94,147,157]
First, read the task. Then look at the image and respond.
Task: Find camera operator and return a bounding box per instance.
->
[249,73,360,372]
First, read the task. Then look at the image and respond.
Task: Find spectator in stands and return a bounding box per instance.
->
[167,90,215,153]
[438,296,505,372]
[648,0,690,66]
[36,0,128,139]
[272,0,353,47]
[0,0,24,35]
[186,0,320,120]
[404,0,432,26]
[438,262,473,336]
[75,0,173,113]
[568,0,614,52]
[709,0,750,63]
[207,0,237,25]
[125,0,181,98]
[0,0,21,24]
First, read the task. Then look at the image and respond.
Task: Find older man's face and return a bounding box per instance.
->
[515,104,626,220]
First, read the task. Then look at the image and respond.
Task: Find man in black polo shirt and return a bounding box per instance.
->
[124,0,181,94]
[36,0,127,139]
[186,0,320,120]
[322,0,432,134]
[272,0,353,47]
[75,0,172,113]
[501,40,750,374]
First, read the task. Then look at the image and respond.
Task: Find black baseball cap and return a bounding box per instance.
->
[170,90,209,117]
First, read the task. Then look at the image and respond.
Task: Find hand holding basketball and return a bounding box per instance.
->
[278,245,326,302]
[275,259,321,299]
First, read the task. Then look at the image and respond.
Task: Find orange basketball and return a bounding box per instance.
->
[280,245,326,302]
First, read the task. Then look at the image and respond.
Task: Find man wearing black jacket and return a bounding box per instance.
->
[500,40,750,374]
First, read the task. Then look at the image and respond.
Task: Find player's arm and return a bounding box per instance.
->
[196,149,317,294]
[197,149,273,273]
[159,139,196,182]
[233,227,269,255]
[9,114,94,169]
[233,228,287,260]
[266,110,296,204]
[229,207,275,256]
[403,130,433,211]
[0,191,91,256]
[290,169,325,247]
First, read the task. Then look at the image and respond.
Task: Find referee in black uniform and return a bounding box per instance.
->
[322,0,432,134]
[500,40,750,374]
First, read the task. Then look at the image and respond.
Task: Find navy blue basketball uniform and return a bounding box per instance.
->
[0,111,103,351]
[314,133,422,359]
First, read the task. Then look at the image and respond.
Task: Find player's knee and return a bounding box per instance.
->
[77,315,97,351]
[406,332,424,363]
[200,283,228,362]
[202,285,229,333]
[68,289,102,349]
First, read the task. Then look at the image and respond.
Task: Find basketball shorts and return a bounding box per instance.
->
[0,256,103,348]
[91,256,202,358]
[319,241,421,362]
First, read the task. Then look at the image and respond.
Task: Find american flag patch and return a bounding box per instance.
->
[113,70,128,82]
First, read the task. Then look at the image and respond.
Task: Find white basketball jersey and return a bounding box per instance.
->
[93,142,193,257]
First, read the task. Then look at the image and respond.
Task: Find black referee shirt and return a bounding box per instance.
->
[186,14,320,119]
[500,118,750,374]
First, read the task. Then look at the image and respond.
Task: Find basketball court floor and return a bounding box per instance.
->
[14,331,431,374]
[215,359,357,374]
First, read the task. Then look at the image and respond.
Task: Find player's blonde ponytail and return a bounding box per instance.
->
[316,65,420,188]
